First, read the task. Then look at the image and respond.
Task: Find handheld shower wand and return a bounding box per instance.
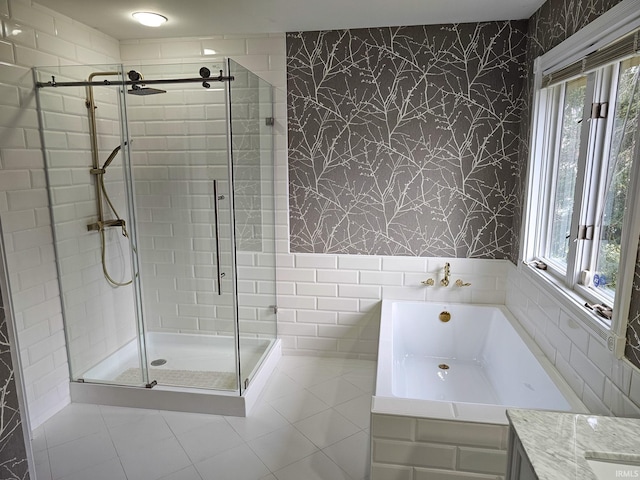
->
[102,143,123,170]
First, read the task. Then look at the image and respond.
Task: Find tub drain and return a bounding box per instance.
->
[150,359,167,367]
[438,363,450,370]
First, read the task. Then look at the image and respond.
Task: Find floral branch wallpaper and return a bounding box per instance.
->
[0,295,30,480]
[626,242,640,367]
[287,22,527,258]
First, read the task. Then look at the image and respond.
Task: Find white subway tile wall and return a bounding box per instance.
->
[370,413,509,479]
[0,0,121,428]
[120,37,286,342]
[277,256,509,359]
[506,263,640,416]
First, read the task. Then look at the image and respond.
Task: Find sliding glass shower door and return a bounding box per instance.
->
[36,64,146,387]
[125,62,239,391]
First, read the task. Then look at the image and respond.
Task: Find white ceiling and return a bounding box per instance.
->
[36,0,545,40]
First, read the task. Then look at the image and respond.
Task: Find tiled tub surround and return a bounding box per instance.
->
[275,255,509,358]
[371,414,510,480]
[506,262,640,417]
[370,299,585,480]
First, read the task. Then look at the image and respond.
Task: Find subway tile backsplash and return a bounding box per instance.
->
[506,263,640,417]
[277,255,509,359]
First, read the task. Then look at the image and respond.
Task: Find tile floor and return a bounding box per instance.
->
[32,355,375,480]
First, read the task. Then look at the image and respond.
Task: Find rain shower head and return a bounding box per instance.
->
[126,70,166,95]
[127,86,167,95]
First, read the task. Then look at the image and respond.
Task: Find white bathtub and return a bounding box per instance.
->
[370,300,585,479]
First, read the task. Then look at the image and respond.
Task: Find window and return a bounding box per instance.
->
[593,57,640,297]
[546,76,587,271]
[528,31,640,326]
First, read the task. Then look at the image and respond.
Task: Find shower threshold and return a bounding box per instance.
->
[70,333,281,417]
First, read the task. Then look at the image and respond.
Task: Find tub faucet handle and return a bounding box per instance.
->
[455,279,471,287]
[421,278,435,286]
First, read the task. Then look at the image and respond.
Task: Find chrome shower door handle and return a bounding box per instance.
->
[212,179,223,296]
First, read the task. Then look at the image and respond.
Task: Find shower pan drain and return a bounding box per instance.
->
[150,359,167,367]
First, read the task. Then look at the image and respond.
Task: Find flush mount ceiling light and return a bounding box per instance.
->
[132,12,168,27]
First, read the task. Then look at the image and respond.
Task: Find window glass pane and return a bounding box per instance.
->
[548,77,587,268]
[593,57,640,295]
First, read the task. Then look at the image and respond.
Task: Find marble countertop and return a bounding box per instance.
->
[507,409,640,480]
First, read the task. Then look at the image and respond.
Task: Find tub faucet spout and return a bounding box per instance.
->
[441,262,450,287]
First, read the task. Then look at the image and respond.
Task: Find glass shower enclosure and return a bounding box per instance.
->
[34,60,277,406]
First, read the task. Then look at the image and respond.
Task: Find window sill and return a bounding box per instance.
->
[519,261,624,356]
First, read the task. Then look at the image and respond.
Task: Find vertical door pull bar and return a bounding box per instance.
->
[212,180,223,295]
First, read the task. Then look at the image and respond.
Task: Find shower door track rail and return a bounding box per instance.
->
[36,74,235,89]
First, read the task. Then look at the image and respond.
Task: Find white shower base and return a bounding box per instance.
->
[81,332,268,387]
[71,333,281,417]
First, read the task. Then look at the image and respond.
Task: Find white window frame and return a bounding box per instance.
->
[521,0,640,358]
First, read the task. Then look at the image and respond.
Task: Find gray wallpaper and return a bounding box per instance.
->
[0,296,30,480]
[625,242,640,367]
[287,22,527,258]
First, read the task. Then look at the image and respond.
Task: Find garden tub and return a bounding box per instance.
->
[370,300,585,479]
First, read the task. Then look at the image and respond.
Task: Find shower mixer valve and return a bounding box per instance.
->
[87,219,126,232]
